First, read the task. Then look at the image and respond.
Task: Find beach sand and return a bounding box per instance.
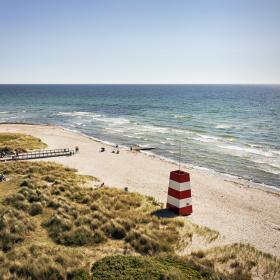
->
[0,123,279,257]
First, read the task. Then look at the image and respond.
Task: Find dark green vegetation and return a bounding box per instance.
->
[0,132,47,153]
[91,255,216,280]
[0,133,279,279]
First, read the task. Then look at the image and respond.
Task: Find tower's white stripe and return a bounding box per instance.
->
[169,180,191,191]
[167,195,192,208]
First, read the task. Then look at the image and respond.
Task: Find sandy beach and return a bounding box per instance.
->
[0,123,279,257]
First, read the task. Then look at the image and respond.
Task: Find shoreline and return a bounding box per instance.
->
[57,125,280,194]
[1,121,279,192]
[0,123,280,257]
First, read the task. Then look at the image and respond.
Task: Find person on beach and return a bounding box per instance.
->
[0,173,6,182]
[75,146,79,153]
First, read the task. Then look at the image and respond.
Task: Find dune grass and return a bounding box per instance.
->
[0,160,279,279]
[1,161,183,255]
[190,243,280,280]
[0,132,47,153]
[0,161,193,279]
[0,150,279,279]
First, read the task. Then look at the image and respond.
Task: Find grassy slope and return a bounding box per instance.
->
[0,133,279,280]
[0,161,217,279]
[0,132,47,153]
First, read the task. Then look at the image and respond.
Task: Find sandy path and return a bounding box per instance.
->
[0,124,279,257]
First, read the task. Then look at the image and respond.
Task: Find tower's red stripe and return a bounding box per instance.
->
[170,170,190,183]
[168,188,191,199]
[166,203,192,215]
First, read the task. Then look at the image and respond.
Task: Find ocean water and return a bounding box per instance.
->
[0,84,279,188]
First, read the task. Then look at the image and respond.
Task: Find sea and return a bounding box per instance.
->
[0,84,279,188]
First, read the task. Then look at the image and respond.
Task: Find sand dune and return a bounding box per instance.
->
[0,123,279,257]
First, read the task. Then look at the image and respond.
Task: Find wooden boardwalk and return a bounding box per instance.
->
[0,148,75,162]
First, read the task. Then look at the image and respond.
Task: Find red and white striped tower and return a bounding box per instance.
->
[166,170,192,216]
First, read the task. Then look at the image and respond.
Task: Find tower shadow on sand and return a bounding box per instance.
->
[151,208,178,218]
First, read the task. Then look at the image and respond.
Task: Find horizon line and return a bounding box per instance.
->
[0,83,280,86]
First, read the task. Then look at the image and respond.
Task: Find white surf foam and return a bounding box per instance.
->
[60,125,280,192]
[193,134,220,143]
[57,111,130,126]
[215,124,231,129]
[217,144,275,157]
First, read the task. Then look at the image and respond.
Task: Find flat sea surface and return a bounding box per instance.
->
[0,84,279,188]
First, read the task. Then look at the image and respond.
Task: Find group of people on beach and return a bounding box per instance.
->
[0,149,20,158]
[99,144,120,154]
[0,173,6,182]
[0,151,6,158]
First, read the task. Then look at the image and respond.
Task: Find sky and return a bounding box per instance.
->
[0,0,279,84]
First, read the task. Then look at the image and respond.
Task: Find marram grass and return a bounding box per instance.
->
[0,160,279,279]
[0,131,279,279]
[0,132,47,153]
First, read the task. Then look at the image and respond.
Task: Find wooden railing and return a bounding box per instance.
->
[0,148,75,161]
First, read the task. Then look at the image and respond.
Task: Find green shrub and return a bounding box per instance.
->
[125,230,171,255]
[60,227,105,246]
[68,269,91,280]
[102,222,126,240]
[0,231,24,252]
[89,219,101,230]
[29,202,43,216]
[9,261,64,280]
[43,175,56,183]
[0,207,34,252]
[91,255,212,280]
[20,180,33,188]
[4,194,30,212]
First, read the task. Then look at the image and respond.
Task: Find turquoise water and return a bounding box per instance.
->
[0,84,279,188]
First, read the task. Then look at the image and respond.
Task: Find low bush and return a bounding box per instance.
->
[102,221,126,240]
[91,255,216,280]
[67,269,91,280]
[0,206,35,252]
[29,202,43,216]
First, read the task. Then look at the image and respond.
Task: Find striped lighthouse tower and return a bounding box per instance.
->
[166,170,192,216]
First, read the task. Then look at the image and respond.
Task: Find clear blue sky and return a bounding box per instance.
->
[0,0,279,84]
